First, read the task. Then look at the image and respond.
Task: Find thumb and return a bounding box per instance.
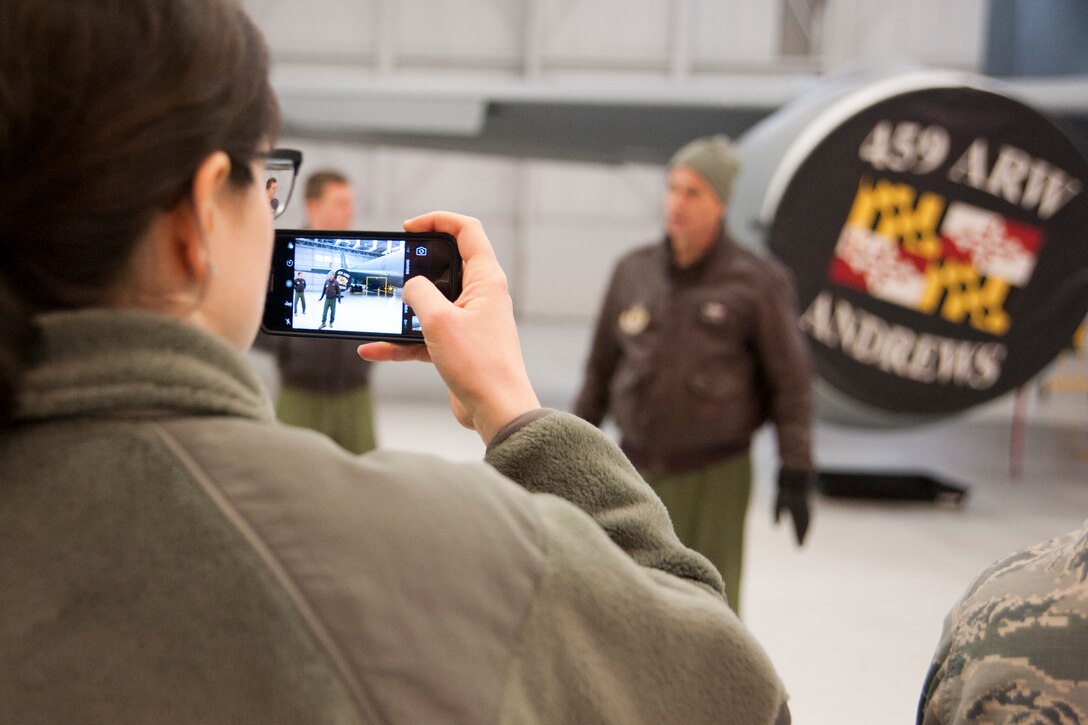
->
[402,276,450,325]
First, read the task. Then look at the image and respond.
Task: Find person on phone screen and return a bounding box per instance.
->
[257,169,378,454]
[292,271,306,314]
[574,135,815,615]
[0,2,792,722]
[318,270,341,329]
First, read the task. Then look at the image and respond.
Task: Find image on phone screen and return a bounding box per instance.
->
[263,230,460,342]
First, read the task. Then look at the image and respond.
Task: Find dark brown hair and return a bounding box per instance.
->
[304,170,351,201]
[0,0,279,428]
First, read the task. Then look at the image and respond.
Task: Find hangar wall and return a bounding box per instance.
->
[243,0,989,320]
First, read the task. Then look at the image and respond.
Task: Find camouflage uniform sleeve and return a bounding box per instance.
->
[918,523,1088,724]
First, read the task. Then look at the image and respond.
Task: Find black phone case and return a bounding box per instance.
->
[261,229,460,343]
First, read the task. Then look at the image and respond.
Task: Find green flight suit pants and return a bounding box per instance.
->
[321,298,337,326]
[275,384,377,455]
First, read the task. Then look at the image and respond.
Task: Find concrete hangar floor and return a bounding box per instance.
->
[293,288,405,335]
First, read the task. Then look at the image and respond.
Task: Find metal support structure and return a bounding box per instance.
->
[1010,385,1029,479]
[374,0,397,75]
[668,0,692,79]
[523,0,546,79]
[510,160,532,319]
[782,0,827,67]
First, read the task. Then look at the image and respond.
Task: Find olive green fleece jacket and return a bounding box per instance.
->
[0,309,788,724]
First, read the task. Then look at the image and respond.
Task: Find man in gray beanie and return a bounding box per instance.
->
[574,134,814,615]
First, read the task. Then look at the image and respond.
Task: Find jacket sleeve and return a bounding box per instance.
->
[486,411,789,724]
[572,263,625,426]
[752,264,813,471]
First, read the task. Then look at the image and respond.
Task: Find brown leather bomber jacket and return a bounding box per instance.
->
[574,231,813,474]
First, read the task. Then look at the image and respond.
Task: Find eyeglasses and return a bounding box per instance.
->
[259,148,303,219]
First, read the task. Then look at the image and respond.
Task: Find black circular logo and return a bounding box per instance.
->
[768,86,1088,414]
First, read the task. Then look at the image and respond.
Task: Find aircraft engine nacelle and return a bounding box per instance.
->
[729,66,1088,427]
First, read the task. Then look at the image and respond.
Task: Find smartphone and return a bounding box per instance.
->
[262,229,461,343]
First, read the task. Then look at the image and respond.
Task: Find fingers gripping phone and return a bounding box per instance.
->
[262,229,461,343]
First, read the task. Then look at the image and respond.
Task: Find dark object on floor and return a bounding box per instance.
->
[816,469,968,505]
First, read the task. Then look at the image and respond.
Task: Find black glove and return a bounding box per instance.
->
[774,467,812,546]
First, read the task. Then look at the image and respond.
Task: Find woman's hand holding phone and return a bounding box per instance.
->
[357,212,540,444]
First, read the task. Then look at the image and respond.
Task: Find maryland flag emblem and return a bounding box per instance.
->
[827,179,1045,336]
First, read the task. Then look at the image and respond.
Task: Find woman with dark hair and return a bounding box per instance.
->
[0,1,789,723]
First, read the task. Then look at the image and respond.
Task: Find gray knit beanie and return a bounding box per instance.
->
[668,135,741,204]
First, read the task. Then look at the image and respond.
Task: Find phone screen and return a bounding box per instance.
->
[262,229,460,342]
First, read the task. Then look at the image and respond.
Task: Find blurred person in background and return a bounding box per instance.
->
[260,170,378,454]
[575,135,815,615]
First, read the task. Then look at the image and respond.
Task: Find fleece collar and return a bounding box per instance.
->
[17,310,273,424]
